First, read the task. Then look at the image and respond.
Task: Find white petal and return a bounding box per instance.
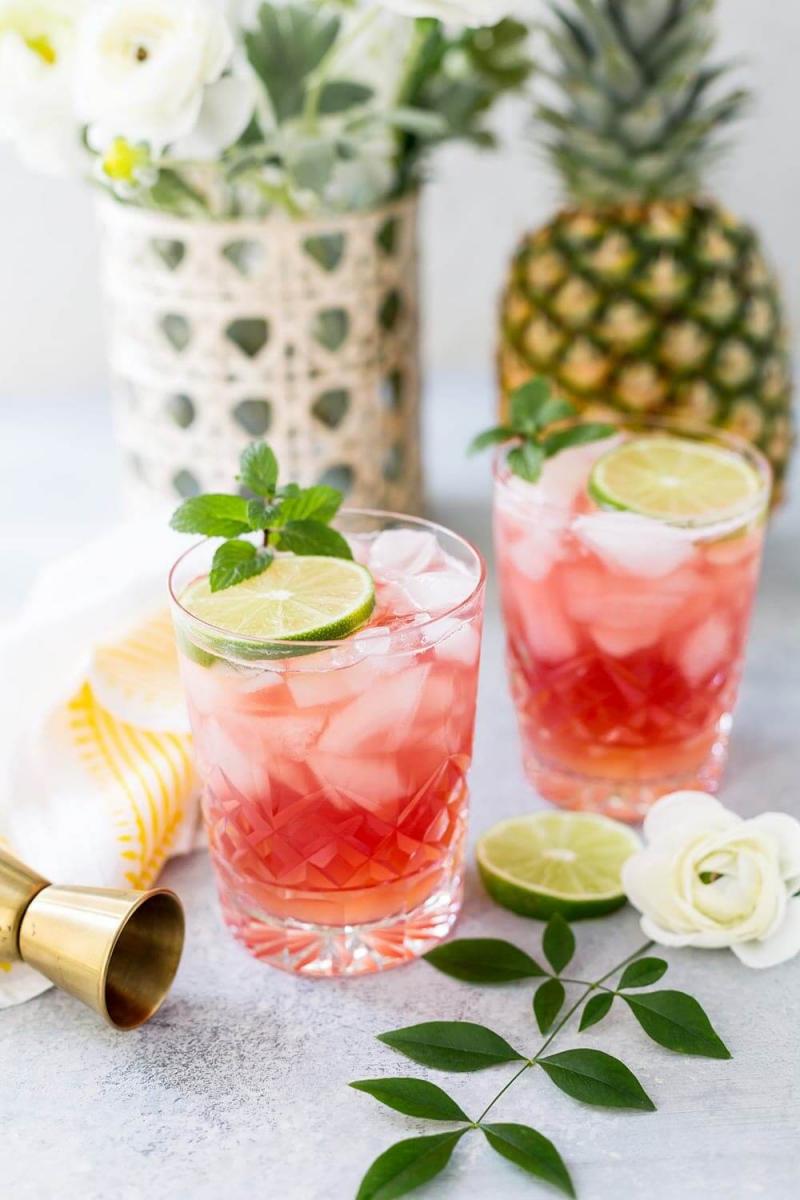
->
[639,916,733,949]
[731,899,800,969]
[643,791,737,846]
[172,73,254,158]
[747,812,800,889]
[623,849,693,931]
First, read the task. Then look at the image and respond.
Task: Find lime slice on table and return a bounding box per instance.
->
[180,555,375,660]
[588,435,763,523]
[477,812,641,921]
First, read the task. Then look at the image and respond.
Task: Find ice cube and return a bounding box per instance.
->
[369,529,442,575]
[676,615,732,686]
[519,591,579,662]
[535,436,620,510]
[260,710,328,759]
[310,751,403,812]
[563,562,703,636]
[506,521,564,581]
[317,664,430,753]
[399,568,474,616]
[424,617,481,667]
[574,512,695,578]
[591,624,660,657]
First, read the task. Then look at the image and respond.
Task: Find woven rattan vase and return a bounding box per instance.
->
[96,194,422,512]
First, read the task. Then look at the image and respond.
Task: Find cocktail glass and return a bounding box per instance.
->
[494,419,771,822]
[170,512,485,977]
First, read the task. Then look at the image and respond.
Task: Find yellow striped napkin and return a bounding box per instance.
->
[0,517,200,1008]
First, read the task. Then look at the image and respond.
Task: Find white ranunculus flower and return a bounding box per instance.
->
[374,0,509,27]
[75,0,240,153]
[623,792,800,969]
[0,0,84,175]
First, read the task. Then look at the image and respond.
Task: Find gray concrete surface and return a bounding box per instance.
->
[1,374,798,1199]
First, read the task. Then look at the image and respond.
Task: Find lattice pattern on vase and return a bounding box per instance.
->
[96,195,422,513]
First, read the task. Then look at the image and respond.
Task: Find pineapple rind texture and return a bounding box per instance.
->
[499,200,793,494]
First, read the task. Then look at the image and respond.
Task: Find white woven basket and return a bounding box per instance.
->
[96,194,422,513]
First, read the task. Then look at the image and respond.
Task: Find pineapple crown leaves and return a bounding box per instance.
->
[169,441,352,592]
[536,0,750,204]
[469,376,614,483]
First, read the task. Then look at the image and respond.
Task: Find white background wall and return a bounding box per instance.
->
[0,0,797,402]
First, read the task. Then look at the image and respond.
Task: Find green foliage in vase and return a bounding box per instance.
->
[104,3,531,219]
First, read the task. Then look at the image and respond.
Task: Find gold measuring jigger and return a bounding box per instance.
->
[0,848,185,1030]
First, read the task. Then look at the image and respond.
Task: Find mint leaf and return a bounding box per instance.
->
[533,978,565,1034]
[623,991,731,1059]
[355,1131,465,1200]
[209,541,272,592]
[543,915,575,974]
[507,441,544,483]
[468,426,515,454]
[238,441,279,496]
[350,1078,469,1122]
[579,992,614,1031]
[536,395,577,426]
[510,376,553,432]
[538,1048,656,1111]
[424,938,546,983]
[277,520,352,559]
[618,958,668,990]
[378,1021,524,1072]
[246,498,282,530]
[542,423,615,456]
[482,1124,575,1197]
[170,494,250,538]
[276,485,342,525]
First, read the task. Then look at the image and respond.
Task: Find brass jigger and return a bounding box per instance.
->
[0,848,185,1030]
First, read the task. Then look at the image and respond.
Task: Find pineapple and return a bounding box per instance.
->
[498,0,793,499]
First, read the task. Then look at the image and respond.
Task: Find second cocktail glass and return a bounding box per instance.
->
[494,419,770,822]
[171,512,485,977]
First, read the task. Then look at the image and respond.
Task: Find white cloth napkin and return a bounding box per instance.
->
[0,515,200,1007]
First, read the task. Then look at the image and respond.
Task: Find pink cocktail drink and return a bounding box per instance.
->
[171,514,485,977]
[494,424,770,821]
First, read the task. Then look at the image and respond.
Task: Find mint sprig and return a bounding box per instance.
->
[351,925,731,1199]
[170,441,351,592]
[469,376,615,483]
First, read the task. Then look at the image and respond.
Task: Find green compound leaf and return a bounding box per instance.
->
[579,992,614,1032]
[534,978,566,1034]
[543,915,576,974]
[244,3,339,123]
[355,1130,466,1200]
[538,1048,656,1111]
[238,441,279,496]
[350,1078,469,1123]
[482,1124,575,1197]
[209,541,272,593]
[424,938,546,984]
[623,991,731,1059]
[276,519,353,559]
[170,494,250,538]
[378,1021,525,1073]
[618,958,669,990]
[318,79,374,114]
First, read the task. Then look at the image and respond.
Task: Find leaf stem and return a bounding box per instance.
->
[471,941,654,1126]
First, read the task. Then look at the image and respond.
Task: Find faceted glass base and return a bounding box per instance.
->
[524,716,731,824]
[218,864,464,978]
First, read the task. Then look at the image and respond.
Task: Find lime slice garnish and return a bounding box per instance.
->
[588,435,763,524]
[477,812,641,921]
[180,555,375,650]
